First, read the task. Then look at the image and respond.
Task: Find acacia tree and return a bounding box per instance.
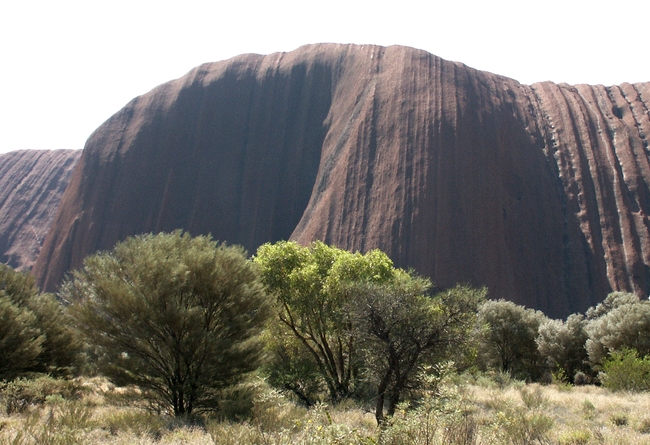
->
[254,241,397,403]
[352,282,485,423]
[0,264,79,379]
[0,297,42,380]
[63,231,271,416]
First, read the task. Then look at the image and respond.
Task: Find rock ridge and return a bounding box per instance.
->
[0,149,81,271]
[32,44,650,318]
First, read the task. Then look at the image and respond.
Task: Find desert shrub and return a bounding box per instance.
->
[0,297,42,381]
[637,417,650,434]
[601,349,650,392]
[5,401,94,445]
[63,231,272,416]
[536,314,590,382]
[100,409,168,438]
[558,429,591,445]
[585,292,650,365]
[610,412,629,426]
[573,371,589,386]
[491,409,554,445]
[476,300,549,381]
[519,385,547,409]
[0,375,82,414]
[0,264,81,379]
[378,384,478,445]
[581,399,596,420]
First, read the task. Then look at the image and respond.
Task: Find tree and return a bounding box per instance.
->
[254,241,398,403]
[585,292,650,365]
[536,314,589,381]
[0,296,43,380]
[352,282,485,423]
[0,264,79,379]
[476,300,549,380]
[63,231,271,416]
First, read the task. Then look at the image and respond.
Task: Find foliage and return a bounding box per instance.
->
[254,241,398,403]
[5,374,650,444]
[0,375,82,414]
[0,296,42,381]
[585,291,640,320]
[62,231,272,416]
[101,409,168,438]
[476,300,549,381]
[600,349,650,392]
[0,264,80,379]
[352,282,485,423]
[536,314,590,382]
[585,292,650,365]
[377,384,479,445]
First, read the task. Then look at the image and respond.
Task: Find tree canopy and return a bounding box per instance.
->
[0,264,79,380]
[352,281,485,422]
[63,231,272,416]
[476,300,549,381]
[585,292,650,365]
[254,241,398,403]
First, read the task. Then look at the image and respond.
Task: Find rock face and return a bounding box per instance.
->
[32,44,650,318]
[0,150,81,271]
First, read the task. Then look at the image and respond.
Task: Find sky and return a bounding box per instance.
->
[1,0,648,154]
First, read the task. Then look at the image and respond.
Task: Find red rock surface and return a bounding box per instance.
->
[32,44,650,318]
[0,150,81,271]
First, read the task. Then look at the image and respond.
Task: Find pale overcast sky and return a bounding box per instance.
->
[1,0,648,154]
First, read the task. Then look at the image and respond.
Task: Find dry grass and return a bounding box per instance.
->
[1,377,650,444]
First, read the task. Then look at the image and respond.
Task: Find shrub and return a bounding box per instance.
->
[519,385,547,409]
[601,349,650,392]
[573,371,589,386]
[585,292,650,365]
[637,417,650,434]
[63,231,272,416]
[101,409,168,438]
[559,429,591,445]
[0,375,82,414]
[581,399,596,420]
[492,410,554,445]
[476,300,549,381]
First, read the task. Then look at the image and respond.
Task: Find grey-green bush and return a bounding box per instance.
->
[585,292,650,365]
[63,231,272,416]
[476,300,549,381]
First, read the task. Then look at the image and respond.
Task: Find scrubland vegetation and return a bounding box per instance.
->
[2,231,650,444]
[2,373,650,444]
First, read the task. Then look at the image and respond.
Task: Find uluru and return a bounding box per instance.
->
[0,149,81,271]
[23,43,649,318]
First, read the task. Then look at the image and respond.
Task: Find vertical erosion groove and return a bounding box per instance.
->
[27,44,650,316]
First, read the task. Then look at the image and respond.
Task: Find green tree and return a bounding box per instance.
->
[0,264,79,379]
[476,300,549,380]
[63,231,271,416]
[585,292,650,365]
[536,314,590,381]
[0,297,43,380]
[352,282,485,423]
[254,241,397,403]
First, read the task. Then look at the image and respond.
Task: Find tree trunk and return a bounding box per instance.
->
[374,369,393,424]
